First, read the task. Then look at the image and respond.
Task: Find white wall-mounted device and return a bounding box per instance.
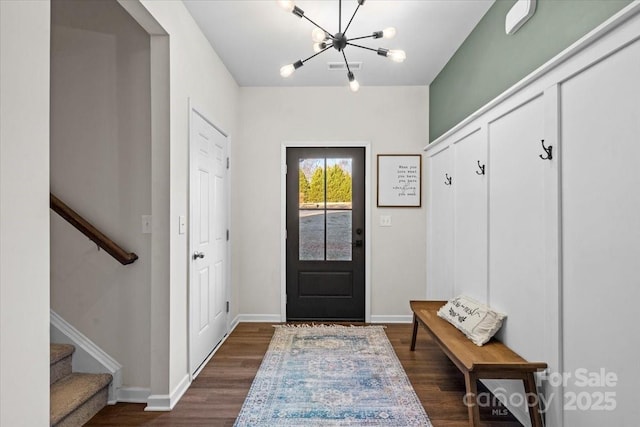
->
[505,0,537,35]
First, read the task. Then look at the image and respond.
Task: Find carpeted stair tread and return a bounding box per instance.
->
[50,344,75,365]
[50,372,112,426]
[50,344,75,385]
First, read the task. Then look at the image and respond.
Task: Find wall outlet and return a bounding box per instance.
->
[380,215,392,227]
[142,215,152,234]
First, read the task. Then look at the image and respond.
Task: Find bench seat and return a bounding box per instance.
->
[410,300,547,427]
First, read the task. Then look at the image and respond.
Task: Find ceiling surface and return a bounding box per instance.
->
[183,0,494,87]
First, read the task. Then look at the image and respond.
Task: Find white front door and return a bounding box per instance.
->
[189,107,228,376]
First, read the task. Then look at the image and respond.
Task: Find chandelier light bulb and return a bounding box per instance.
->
[313,42,323,53]
[280,60,303,78]
[312,28,327,43]
[388,49,406,63]
[278,0,295,13]
[348,72,360,92]
[382,27,397,39]
[349,79,360,92]
[280,64,296,77]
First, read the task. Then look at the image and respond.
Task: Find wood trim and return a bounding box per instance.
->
[50,193,138,265]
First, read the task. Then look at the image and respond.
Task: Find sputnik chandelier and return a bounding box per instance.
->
[278,0,406,92]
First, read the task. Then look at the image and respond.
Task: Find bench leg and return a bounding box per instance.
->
[463,372,480,427]
[410,313,418,351]
[524,372,544,427]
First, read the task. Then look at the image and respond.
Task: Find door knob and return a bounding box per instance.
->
[193,251,205,260]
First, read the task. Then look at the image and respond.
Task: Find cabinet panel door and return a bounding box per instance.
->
[561,40,640,427]
[488,96,546,362]
[453,129,488,302]
[427,146,454,299]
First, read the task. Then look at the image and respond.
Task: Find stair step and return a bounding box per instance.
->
[50,373,112,427]
[50,344,74,364]
[50,344,75,385]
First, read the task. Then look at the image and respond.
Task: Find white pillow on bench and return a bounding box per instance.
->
[437,295,506,346]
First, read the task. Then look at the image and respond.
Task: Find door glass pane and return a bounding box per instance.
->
[298,157,353,261]
[299,159,325,260]
[326,158,352,261]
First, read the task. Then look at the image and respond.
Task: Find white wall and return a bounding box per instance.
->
[138,0,240,403]
[424,5,640,425]
[49,0,241,404]
[561,34,640,427]
[235,86,429,319]
[50,0,152,390]
[0,1,51,425]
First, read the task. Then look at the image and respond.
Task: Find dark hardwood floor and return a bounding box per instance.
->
[87,323,523,426]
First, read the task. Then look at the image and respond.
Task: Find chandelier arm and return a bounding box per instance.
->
[342,4,361,36]
[301,45,333,64]
[301,15,333,38]
[341,50,352,74]
[346,42,379,53]
[347,35,375,42]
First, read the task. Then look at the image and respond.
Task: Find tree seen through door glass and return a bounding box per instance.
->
[299,158,352,261]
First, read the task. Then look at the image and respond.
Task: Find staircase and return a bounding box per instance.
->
[50,344,112,426]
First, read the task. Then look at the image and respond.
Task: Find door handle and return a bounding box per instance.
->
[193,251,205,260]
[352,240,363,248]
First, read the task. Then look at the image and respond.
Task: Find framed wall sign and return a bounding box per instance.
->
[377,154,422,207]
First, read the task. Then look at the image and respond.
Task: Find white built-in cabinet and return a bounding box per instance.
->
[560,36,640,427]
[488,97,547,363]
[425,6,640,427]
[453,129,487,302]
[427,145,453,300]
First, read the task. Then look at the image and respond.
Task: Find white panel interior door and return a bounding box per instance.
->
[453,129,488,301]
[561,40,640,427]
[189,109,228,376]
[488,96,546,362]
[427,146,454,300]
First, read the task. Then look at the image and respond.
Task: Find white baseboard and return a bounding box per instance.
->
[233,314,412,324]
[145,374,191,411]
[117,387,151,403]
[235,314,283,323]
[229,314,241,332]
[50,310,123,404]
[370,315,413,324]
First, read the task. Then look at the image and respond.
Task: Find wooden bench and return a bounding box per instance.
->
[410,300,547,427]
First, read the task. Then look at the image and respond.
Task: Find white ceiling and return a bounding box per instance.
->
[183,0,494,87]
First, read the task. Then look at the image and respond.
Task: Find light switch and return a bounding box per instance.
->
[142,215,152,234]
[380,215,392,227]
[179,215,186,235]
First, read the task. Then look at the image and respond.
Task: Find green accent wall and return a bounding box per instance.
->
[429,0,632,142]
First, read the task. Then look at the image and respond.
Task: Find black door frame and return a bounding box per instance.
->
[280,142,371,322]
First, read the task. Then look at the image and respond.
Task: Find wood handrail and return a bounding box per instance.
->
[50,193,138,265]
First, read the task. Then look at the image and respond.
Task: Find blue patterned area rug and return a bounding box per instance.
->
[234,325,432,426]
